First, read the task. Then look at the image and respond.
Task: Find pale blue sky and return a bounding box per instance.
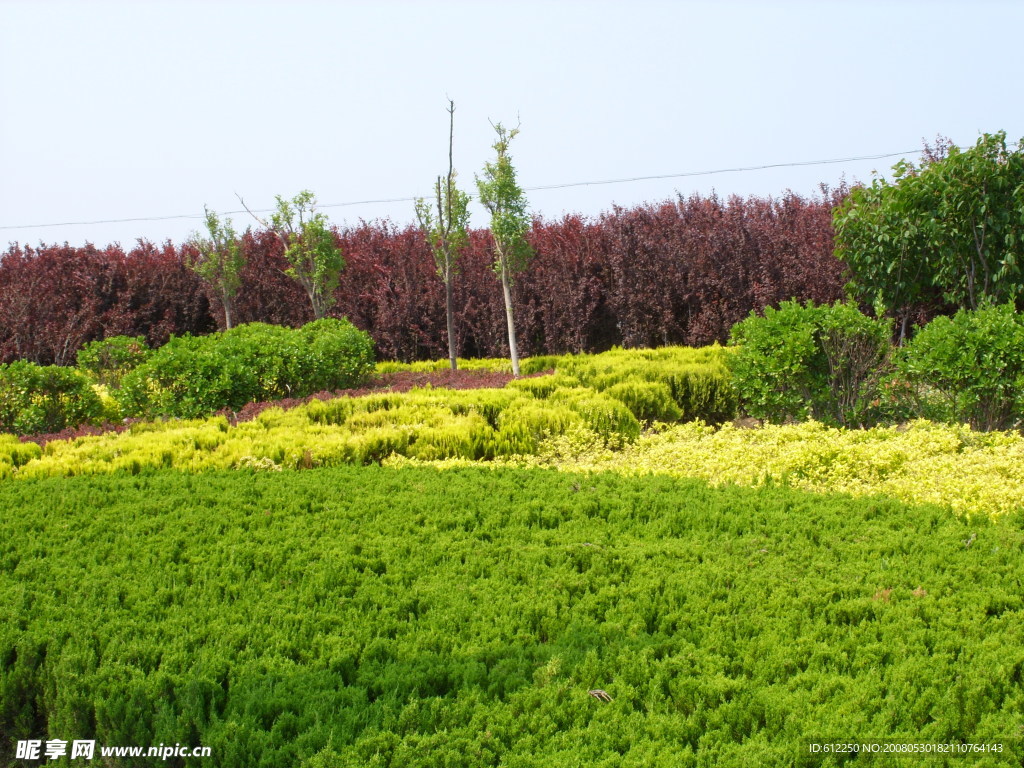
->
[1,0,1021,247]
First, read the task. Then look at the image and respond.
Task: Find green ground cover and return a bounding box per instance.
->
[2,466,1023,767]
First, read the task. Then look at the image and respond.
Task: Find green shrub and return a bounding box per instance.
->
[0,361,105,435]
[604,379,683,423]
[728,301,893,427]
[298,317,376,392]
[76,335,151,389]
[549,388,642,444]
[661,364,736,423]
[0,434,42,476]
[118,334,241,419]
[118,320,375,419]
[505,373,582,399]
[896,302,1024,430]
[518,354,563,375]
[495,401,584,455]
[407,415,494,461]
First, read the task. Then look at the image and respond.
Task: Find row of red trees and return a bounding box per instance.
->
[1,189,848,365]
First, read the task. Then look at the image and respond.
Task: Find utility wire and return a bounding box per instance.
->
[0,146,945,232]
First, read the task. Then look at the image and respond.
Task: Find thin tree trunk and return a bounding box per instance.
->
[500,259,520,377]
[307,284,324,320]
[445,276,457,371]
[444,101,458,371]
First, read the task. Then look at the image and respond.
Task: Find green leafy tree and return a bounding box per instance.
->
[835,132,1024,336]
[416,100,470,371]
[188,206,246,329]
[239,190,344,319]
[476,122,532,377]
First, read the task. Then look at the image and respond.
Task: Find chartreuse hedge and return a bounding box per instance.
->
[3,344,736,478]
[378,345,736,426]
[1,467,1022,767]
[0,382,640,479]
[551,345,735,424]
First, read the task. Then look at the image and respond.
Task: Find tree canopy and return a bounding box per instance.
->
[476,122,533,376]
[188,206,245,329]
[834,131,1024,332]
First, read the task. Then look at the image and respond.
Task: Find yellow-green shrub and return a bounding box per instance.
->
[556,345,735,423]
[604,380,683,423]
[524,419,1024,518]
[407,414,494,461]
[0,434,42,478]
[495,401,584,455]
[548,387,641,444]
[375,354,568,376]
[505,373,582,399]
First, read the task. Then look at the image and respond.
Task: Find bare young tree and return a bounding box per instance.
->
[187,206,245,329]
[416,99,470,370]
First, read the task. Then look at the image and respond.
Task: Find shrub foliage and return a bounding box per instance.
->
[0,361,105,435]
[729,301,892,427]
[0,467,1022,766]
[118,320,374,419]
[895,302,1024,430]
[76,335,152,389]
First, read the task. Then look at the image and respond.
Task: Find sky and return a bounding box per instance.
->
[1,0,1022,249]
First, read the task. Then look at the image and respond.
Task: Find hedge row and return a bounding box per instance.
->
[118,319,374,420]
[1,189,846,364]
[0,319,374,433]
[0,345,737,475]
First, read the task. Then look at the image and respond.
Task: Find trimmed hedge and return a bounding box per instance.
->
[118,319,374,419]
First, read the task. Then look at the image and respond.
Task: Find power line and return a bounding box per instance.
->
[0,146,937,232]
[523,149,923,191]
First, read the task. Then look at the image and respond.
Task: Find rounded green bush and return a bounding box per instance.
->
[118,320,375,419]
[896,302,1024,430]
[76,335,151,389]
[0,361,105,435]
[728,300,893,427]
[298,318,376,393]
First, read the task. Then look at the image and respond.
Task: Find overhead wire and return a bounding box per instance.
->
[0,144,987,232]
